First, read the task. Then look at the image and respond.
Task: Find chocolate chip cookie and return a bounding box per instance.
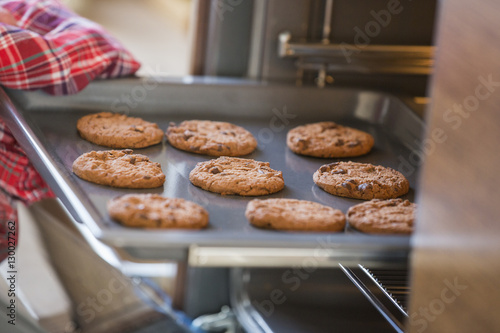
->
[246,198,345,232]
[313,161,409,200]
[77,112,164,148]
[347,199,416,234]
[108,194,209,229]
[166,120,257,156]
[189,157,284,196]
[287,121,374,158]
[72,149,165,188]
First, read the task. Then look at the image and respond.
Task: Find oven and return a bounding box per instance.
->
[5,0,494,332]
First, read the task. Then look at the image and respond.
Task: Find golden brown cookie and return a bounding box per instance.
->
[72,149,165,188]
[245,198,345,232]
[313,161,409,200]
[347,199,416,234]
[166,120,257,156]
[189,157,284,196]
[77,112,164,148]
[287,121,374,158]
[108,194,209,229]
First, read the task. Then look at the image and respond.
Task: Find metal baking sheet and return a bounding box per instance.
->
[1,77,424,265]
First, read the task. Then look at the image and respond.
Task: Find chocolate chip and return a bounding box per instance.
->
[335,139,345,146]
[217,144,224,152]
[221,130,236,136]
[139,214,148,219]
[320,165,330,172]
[296,138,309,149]
[131,125,144,132]
[327,162,339,168]
[347,140,360,147]
[332,169,346,174]
[341,182,353,190]
[342,179,358,189]
[123,149,133,154]
[209,166,221,174]
[357,183,373,191]
[143,175,151,179]
[184,130,194,140]
[129,156,136,164]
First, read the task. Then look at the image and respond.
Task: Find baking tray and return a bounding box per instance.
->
[0,77,424,266]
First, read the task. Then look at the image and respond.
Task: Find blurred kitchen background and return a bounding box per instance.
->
[62,0,193,77]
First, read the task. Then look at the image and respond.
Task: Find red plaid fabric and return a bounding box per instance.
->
[0,0,140,95]
[0,0,140,258]
[0,118,55,202]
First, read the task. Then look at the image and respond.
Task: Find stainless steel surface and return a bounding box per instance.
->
[321,0,334,44]
[315,0,335,88]
[191,306,240,333]
[279,31,435,75]
[239,0,437,95]
[200,0,254,77]
[1,78,423,265]
[188,246,409,268]
[339,264,406,333]
[279,31,434,58]
[230,269,273,333]
[249,0,313,82]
